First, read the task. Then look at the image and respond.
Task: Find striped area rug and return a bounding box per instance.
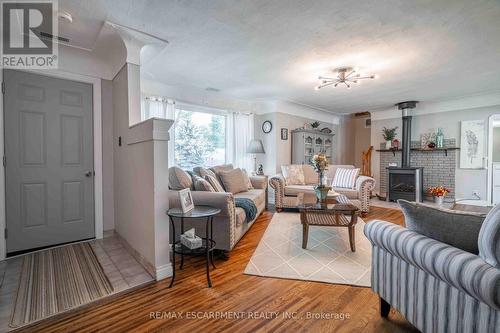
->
[10,242,114,328]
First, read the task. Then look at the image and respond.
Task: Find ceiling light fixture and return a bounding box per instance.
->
[315,67,378,90]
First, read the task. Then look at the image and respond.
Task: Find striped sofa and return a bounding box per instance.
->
[364,203,500,333]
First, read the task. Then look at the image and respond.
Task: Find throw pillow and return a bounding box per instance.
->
[331,168,359,189]
[478,203,500,268]
[398,200,486,254]
[204,174,225,192]
[219,168,248,194]
[193,176,215,192]
[303,165,319,185]
[209,164,234,175]
[242,169,254,189]
[281,165,305,185]
[193,166,216,179]
[168,166,193,190]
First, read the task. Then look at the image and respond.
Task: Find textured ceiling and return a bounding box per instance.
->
[60,0,500,113]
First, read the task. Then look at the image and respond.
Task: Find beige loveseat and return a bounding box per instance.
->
[270,164,375,216]
[167,164,267,253]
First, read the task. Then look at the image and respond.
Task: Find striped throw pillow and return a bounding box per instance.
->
[331,168,359,189]
[204,174,225,192]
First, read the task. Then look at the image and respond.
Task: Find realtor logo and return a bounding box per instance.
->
[1,0,58,68]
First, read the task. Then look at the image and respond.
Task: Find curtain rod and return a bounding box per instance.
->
[143,95,253,115]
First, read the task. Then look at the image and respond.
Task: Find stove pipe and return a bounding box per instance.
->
[395,101,418,168]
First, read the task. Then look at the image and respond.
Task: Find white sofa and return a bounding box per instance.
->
[269,164,375,216]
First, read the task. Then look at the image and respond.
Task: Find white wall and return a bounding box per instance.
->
[101,80,115,231]
[113,65,154,264]
[254,109,342,175]
[112,64,173,279]
[371,101,500,200]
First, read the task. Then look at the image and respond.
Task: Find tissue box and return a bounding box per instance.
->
[180,233,202,249]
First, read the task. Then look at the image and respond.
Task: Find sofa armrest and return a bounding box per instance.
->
[269,174,285,209]
[364,220,500,310]
[250,176,268,189]
[168,190,237,250]
[168,190,235,217]
[355,176,375,213]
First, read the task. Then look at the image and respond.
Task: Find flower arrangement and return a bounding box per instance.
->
[427,186,450,197]
[311,154,331,202]
[311,153,328,174]
[311,153,329,186]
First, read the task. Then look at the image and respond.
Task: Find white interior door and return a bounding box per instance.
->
[4,69,95,254]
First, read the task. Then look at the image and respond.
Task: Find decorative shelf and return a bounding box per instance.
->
[376,147,460,157]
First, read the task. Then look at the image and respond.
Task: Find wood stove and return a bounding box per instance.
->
[386,101,424,202]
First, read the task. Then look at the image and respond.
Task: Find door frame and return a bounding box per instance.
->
[487,114,500,205]
[0,68,103,260]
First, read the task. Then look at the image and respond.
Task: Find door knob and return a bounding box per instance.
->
[85,171,93,177]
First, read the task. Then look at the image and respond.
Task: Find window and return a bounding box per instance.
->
[173,109,226,169]
[141,96,253,171]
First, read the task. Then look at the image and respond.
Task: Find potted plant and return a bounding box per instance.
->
[428,186,450,205]
[382,126,398,149]
[310,121,321,129]
[311,153,330,203]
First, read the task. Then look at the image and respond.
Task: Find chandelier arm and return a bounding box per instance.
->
[319,81,335,88]
[356,76,375,80]
[344,70,356,79]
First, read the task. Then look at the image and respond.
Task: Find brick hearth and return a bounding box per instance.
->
[379,139,456,199]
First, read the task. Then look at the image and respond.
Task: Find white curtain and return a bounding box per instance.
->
[142,97,176,120]
[142,96,176,166]
[227,112,254,171]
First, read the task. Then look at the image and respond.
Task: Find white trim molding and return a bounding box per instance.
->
[0,68,103,260]
[487,114,500,205]
[155,263,173,281]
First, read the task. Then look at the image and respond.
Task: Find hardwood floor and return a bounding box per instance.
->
[20,206,419,333]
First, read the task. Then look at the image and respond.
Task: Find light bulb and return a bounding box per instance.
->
[372,74,379,79]
[314,86,321,91]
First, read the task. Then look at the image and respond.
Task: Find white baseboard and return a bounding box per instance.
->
[156,263,173,281]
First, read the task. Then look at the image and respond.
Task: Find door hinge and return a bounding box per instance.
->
[4,228,7,239]
[2,156,5,167]
[1,82,4,94]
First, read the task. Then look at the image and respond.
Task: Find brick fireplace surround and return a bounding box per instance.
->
[379,139,457,199]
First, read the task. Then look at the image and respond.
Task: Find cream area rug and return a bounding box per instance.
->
[10,242,114,328]
[244,212,372,287]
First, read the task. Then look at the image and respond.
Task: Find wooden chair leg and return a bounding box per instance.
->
[380,297,391,317]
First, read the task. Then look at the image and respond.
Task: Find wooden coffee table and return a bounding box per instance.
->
[298,195,360,252]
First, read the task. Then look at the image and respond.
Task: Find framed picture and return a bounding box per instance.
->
[178,188,194,213]
[460,120,485,169]
[281,128,288,140]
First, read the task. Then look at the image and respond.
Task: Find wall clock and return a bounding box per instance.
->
[262,120,272,133]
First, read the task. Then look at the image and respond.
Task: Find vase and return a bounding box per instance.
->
[386,140,392,149]
[434,196,444,205]
[318,172,328,186]
[314,185,331,203]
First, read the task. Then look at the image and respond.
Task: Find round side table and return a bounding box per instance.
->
[167,205,221,288]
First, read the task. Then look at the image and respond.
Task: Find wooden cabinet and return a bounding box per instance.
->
[291,129,335,165]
